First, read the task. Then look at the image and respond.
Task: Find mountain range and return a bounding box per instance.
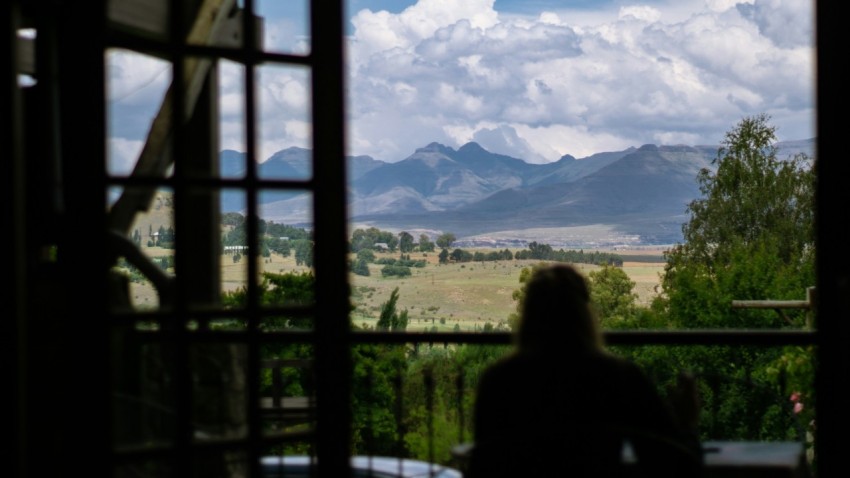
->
[220,138,815,248]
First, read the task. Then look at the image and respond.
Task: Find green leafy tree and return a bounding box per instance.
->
[418,234,435,252]
[398,231,415,253]
[293,239,314,267]
[357,248,376,263]
[438,248,449,265]
[662,113,815,329]
[651,114,816,443]
[352,258,370,277]
[377,287,409,331]
[588,264,638,325]
[435,232,456,249]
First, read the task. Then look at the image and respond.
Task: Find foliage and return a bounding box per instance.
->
[352,258,371,277]
[661,114,815,329]
[435,232,456,249]
[221,212,244,226]
[668,113,814,272]
[588,264,638,325]
[418,234,435,252]
[356,248,376,263]
[514,242,623,266]
[449,248,473,263]
[351,342,408,456]
[293,239,313,267]
[377,287,409,331]
[398,231,415,253]
[381,264,412,277]
[351,227,399,252]
[646,114,816,445]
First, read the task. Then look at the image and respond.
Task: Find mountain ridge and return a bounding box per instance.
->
[221,138,815,247]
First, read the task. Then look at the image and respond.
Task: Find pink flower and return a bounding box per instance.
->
[790,392,801,403]
[794,402,804,414]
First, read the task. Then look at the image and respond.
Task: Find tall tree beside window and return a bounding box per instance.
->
[676,113,814,268]
[648,115,816,443]
[661,113,815,329]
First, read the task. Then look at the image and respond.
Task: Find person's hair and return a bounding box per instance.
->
[516,264,603,354]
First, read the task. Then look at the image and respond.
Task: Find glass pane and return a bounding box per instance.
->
[220,189,250,307]
[108,186,176,312]
[338,0,816,332]
[191,343,249,441]
[219,60,247,179]
[106,48,172,178]
[256,63,313,180]
[111,338,177,450]
[258,348,316,437]
[256,0,311,56]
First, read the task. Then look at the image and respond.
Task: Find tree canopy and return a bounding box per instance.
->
[673,113,814,269]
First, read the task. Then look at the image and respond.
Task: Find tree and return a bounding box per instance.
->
[672,113,814,270]
[662,113,815,329]
[650,115,816,443]
[438,248,449,264]
[352,258,370,277]
[377,287,409,331]
[398,231,415,253]
[588,264,638,324]
[356,248,376,263]
[293,239,314,267]
[435,232,456,249]
[418,233,435,252]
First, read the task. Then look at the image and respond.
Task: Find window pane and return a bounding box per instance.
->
[256,64,313,180]
[256,0,311,56]
[219,60,248,179]
[106,48,172,178]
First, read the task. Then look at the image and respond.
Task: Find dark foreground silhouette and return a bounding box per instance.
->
[469,264,703,477]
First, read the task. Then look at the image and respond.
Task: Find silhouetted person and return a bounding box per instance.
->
[468,264,703,477]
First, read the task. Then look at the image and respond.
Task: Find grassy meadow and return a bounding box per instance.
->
[126,245,667,331]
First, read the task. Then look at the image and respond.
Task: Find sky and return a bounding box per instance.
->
[106,0,815,173]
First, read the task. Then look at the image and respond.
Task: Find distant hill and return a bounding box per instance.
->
[220,138,815,247]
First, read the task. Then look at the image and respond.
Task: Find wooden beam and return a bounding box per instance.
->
[106,0,236,236]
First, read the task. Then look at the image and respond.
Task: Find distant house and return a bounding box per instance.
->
[224,245,249,253]
[373,242,389,251]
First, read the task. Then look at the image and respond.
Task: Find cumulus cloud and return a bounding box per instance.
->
[106,0,815,163]
[342,0,814,161]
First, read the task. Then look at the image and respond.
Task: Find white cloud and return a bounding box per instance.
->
[108,137,145,176]
[342,0,814,162]
[107,1,815,165]
[618,6,662,23]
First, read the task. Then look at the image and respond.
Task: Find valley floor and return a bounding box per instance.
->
[126,247,667,332]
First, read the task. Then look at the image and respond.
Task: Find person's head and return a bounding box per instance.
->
[516,264,602,354]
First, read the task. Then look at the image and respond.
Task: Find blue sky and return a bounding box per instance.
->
[107,0,815,172]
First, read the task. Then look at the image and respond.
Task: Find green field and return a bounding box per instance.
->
[126,247,667,332]
[348,250,666,331]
